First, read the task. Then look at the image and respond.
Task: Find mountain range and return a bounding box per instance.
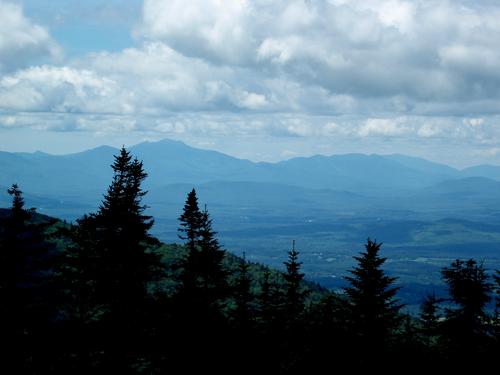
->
[1,138,499,219]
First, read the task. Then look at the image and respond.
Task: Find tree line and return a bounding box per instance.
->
[0,147,499,374]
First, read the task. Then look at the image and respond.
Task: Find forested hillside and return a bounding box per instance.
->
[1,147,499,373]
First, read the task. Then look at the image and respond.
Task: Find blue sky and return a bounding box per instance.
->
[1,0,500,167]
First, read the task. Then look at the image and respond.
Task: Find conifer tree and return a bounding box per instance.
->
[283,240,307,320]
[197,206,228,308]
[441,259,492,353]
[177,189,203,294]
[344,239,402,352]
[258,269,273,322]
[64,147,162,371]
[178,189,203,249]
[494,270,500,340]
[95,147,162,315]
[420,292,441,347]
[171,191,230,373]
[176,193,227,313]
[54,215,105,372]
[0,184,54,371]
[233,254,253,329]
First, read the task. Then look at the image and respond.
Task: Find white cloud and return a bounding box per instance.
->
[417,123,442,138]
[0,65,127,114]
[138,0,500,106]
[358,118,410,137]
[1,0,500,166]
[0,1,60,72]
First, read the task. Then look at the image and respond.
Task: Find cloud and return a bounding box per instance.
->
[1,0,500,167]
[0,1,60,72]
[138,0,500,107]
[358,118,410,137]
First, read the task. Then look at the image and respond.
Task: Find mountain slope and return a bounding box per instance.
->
[1,138,499,215]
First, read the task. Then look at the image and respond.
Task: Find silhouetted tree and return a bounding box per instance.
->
[197,206,228,309]
[281,241,309,373]
[300,292,352,372]
[441,259,492,355]
[54,215,105,372]
[64,147,163,371]
[0,184,54,372]
[283,240,307,321]
[178,189,202,251]
[233,254,253,329]
[344,239,402,357]
[494,270,500,340]
[419,292,442,347]
[176,196,228,314]
[170,192,230,373]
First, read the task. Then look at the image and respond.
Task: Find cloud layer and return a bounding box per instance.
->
[1,0,500,164]
[0,1,60,72]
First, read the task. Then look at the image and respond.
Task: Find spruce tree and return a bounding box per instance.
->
[178,189,202,251]
[54,215,106,372]
[344,239,402,353]
[177,189,203,295]
[171,192,230,373]
[233,254,253,329]
[176,192,227,313]
[197,206,228,309]
[441,259,492,353]
[57,215,106,325]
[94,147,162,316]
[283,240,307,320]
[420,292,441,347]
[65,147,162,371]
[0,184,54,372]
[494,270,500,341]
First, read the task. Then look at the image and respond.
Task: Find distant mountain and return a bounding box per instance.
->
[1,138,500,221]
[269,153,459,193]
[383,154,459,177]
[402,177,500,213]
[461,164,500,181]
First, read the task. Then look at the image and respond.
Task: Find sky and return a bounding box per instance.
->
[1,0,500,167]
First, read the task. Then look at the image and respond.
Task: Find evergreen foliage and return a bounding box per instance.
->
[344,239,403,351]
[441,259,492,355]
[0,184,55,372]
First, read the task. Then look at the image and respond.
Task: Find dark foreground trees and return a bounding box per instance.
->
[0,184,56,372]
[440,259,494,362]
[56,147,163,371]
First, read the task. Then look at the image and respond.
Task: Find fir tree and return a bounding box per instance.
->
[176,189,203,295]
[54,215,105,372]
[178,189,203,250]
[233,254,253,329]
[68,147,162,371]
[0,184,54,372]
[176,195,227,312]
[494,270,500,340]
[344,239,402,352]
[170,193,230,373]
[420,292,441,347]
[95,147,162,315]
[197,206,228,308]
[283,240,307,320]
[441,259,492,353]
